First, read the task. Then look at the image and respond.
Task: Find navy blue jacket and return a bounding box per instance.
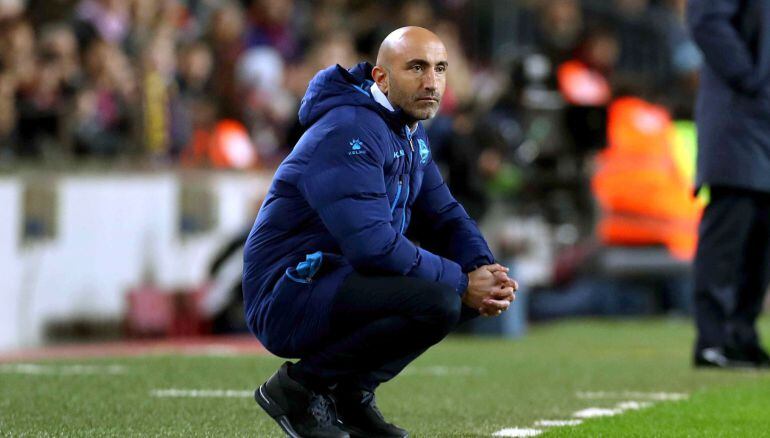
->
[688,0,770,193]
[243,63,494,356]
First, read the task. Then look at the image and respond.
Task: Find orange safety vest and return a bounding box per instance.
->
[591,97,703,260]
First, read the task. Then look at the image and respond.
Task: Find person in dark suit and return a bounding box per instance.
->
[688,0,770,368]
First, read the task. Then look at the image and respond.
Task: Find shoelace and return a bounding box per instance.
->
[308,393,334,427]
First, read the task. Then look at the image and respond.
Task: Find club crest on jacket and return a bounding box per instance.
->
[418,139,430,164]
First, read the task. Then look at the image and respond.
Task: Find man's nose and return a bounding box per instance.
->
[422,69,438,91]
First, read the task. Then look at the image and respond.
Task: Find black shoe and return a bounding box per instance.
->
[693,347,757,369]
[332,388,408,438]
[740,345,770,368]
[255,362,350,438]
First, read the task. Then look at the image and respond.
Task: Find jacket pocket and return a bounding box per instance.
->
[285,251,346,284]
[264,251,347,356]
[262,272,312,356]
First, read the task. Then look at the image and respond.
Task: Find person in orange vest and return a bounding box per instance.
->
[592,96,702,261]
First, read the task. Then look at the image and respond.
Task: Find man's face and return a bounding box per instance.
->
[384,40,447,121]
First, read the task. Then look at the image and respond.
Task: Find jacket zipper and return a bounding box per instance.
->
[398,127,414,234]
[400,180,409,234]
[390,176,403,214]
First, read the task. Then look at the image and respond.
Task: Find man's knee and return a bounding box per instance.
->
[413,281,462,333]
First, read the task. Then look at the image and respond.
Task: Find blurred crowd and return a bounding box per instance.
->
[0,0,698,170]
[0,0,705,329]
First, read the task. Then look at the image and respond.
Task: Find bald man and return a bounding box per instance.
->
[245,27,516,438]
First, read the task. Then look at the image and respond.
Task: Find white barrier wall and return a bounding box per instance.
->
[0,179,22,350]
[0,171,272,350]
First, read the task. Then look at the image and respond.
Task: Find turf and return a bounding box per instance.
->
[550,379,770,437]
[2,318,770,437]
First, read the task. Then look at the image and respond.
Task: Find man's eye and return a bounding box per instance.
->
[436,66,446,73]
[411,65,422,72]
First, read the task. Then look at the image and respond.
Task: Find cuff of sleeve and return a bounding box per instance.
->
[462,254,496,273]
[456,272,469,297]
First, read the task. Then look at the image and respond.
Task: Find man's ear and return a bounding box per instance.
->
[372,65,388,94]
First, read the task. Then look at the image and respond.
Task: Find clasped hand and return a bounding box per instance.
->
[462,264,517,317]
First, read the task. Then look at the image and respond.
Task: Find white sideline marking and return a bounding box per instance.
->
[573,400,655,419]
[151,389,253,398]
[401,365,483,376]
[572,407,621,418]
[576,391,688,401]
[495,392,688,436]
[616,401,653,410]
[0,363,127,375]
[534,419,583,427]
[492,428,542,437]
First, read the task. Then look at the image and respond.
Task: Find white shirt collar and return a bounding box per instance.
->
[370,83,417,134]
[370,83,395,111]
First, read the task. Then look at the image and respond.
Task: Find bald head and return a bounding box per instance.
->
[372,27,448,125]
[376,26,445,68]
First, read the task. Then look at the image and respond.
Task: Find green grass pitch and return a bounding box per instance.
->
[3,318,770,437]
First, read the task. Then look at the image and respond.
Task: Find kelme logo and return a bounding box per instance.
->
[348,138,367,156]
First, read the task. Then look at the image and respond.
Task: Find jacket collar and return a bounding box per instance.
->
[344,62,416,139]
[371,83,418,136]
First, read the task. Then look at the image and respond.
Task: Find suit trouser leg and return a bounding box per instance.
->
[291,272,474,391]
[729,193,770,348]
[694,187,764,350]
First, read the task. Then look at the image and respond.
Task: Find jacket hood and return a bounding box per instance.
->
[298,62,411,135]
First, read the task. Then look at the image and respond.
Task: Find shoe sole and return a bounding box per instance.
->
[338,420,409,438]
[693,359,761,370]
[255,383,302,438]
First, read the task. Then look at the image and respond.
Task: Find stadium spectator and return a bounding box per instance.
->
[207,1,247,120]
[244,0,299,59]
[534,0,585,88]
[75,0,131,45]
[282,30,360,155]
[0,73,14,158]
[174,40,214,156]
[70,39,136,156]
[38,23,81,90]
[1,17,35,156]
[235,45,290,162]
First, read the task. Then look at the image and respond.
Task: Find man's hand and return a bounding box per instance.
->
[479,264,518,317]
[462,264,517,317]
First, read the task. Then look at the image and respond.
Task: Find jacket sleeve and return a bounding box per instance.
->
[297,119,469,296]
[687,0,770,95]
[412,158,495,273]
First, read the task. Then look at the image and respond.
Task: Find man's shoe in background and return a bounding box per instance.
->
[739,344,770,368]
[694,347,757,369]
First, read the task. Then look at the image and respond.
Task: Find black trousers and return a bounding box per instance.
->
[694,186,770,351]
[291,272,478,392]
